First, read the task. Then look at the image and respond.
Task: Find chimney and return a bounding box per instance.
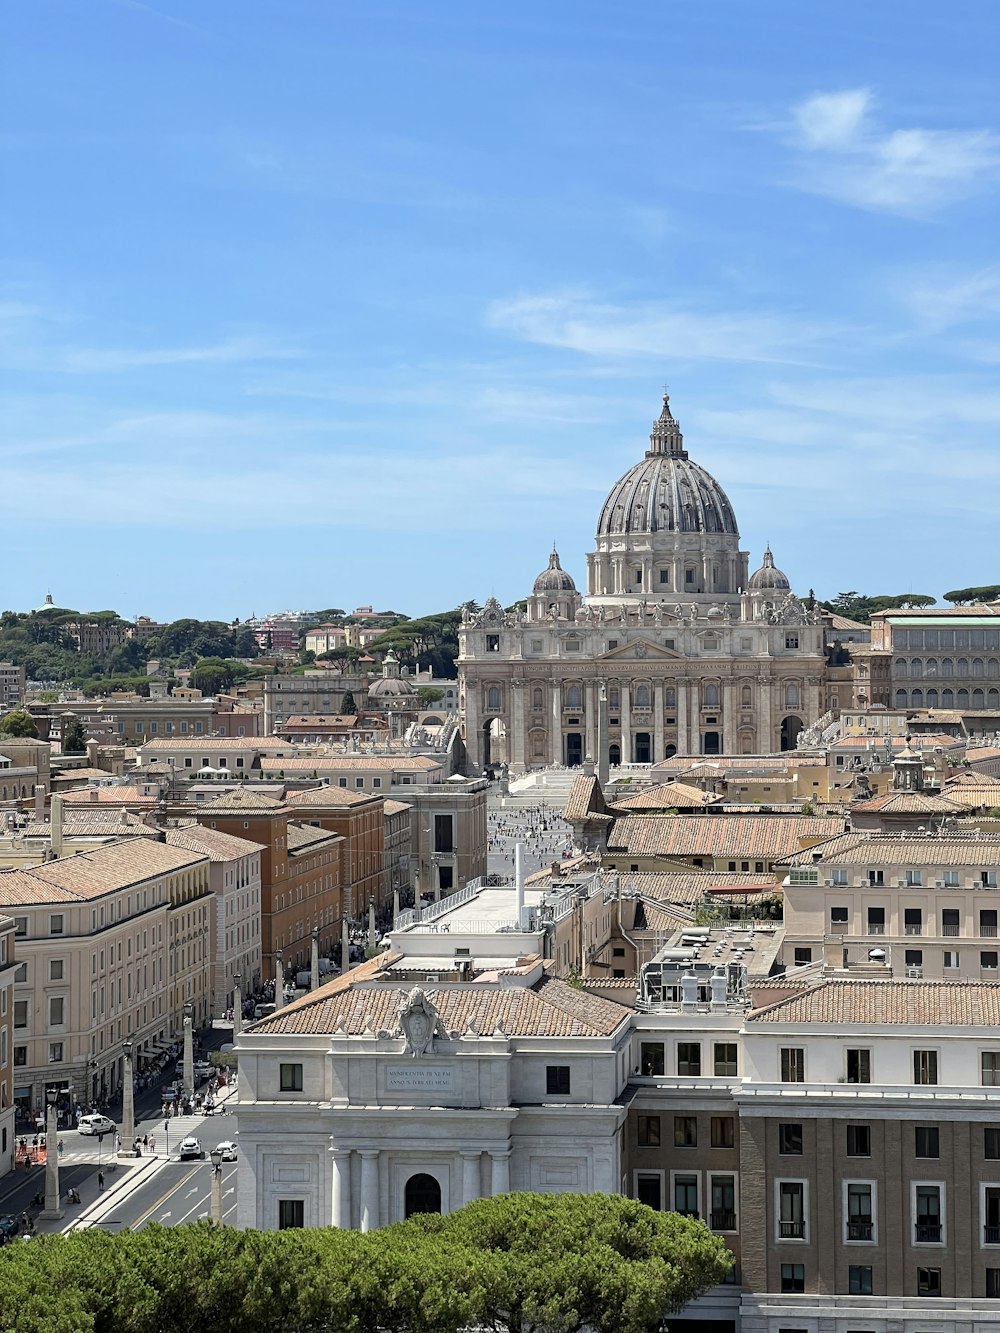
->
[680,971,698,1012]
[709,967,729,1010]
[33,785,45,822]
[51,794,64,859]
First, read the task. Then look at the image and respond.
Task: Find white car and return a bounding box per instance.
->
[178,1136,204,1161]
[193,1061,213,1080]
[77,1114,116,1136]
[216,1140,238,1161]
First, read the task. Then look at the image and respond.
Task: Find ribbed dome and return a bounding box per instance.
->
[595,395,739,538]
[532,548,577,594]
[748,546,790,592]
[368,676,417,698]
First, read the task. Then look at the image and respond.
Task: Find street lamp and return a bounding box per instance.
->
[183,1001,195,1098]
[209,1145,224,1224]
[120,1036,135,1156]
[232,971,242,1042]
[40,1087,63,1220]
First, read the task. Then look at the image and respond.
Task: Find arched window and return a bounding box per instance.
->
[404,1173,442,1219]
[925,688,939,708]
[941,658,954,676]
[910,688,923,708]
[989,689,1000,708]
[703,683,719,707]
[664,687,675,708]
[941,688,954,707]
[486,686,501,711]
[895,689,908,707]
[974,658,986,678]
[741,685,752,707]
[957,658,969,677]
[785,683,800,708]
[973,688,985,707]
[989,659,1000,680]
[566,684,582,709]
[957,687,969,707]
[895,658,908,679]
[924,658,938,678]
[910,658,922,678]
[532,687,543,711]
[634,684,650,709]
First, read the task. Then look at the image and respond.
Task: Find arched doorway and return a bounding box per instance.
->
[780,716,803,751]
[634,732,651,763]
[482,718,508,767]
[404,1172,442,1218]
[608,743,621,767]
[663,743,676,759]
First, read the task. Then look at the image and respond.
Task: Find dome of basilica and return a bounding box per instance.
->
[747,546,791,592]
[595,395,739,538]
[532,548,577,594]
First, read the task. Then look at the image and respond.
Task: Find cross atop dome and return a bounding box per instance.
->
[648,392,687,459]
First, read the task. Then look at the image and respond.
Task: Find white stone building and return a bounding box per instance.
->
[458,394,829,774]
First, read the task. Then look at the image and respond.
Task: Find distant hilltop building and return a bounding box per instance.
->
[459,392,838,772]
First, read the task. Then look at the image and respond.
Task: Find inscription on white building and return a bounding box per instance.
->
[385,1065,455,1093]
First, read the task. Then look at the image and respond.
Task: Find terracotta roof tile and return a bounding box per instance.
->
[611,781,722,811]
[782,831,1000,867]
[564,773,611,822]
[851,791,966,814]
[606,814,843,860]
[284,786,380,809]
[202,789,287,813]
[260,755,441,772]
[0,837,206,906]
[748,978,1000,1026]
[165,826,267,861]
[621,871,778,905]
[248,966,630,1039]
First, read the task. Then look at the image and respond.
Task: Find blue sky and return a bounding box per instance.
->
[3,1,999,620]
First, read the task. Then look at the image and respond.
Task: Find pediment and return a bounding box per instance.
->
[598,637,685,662]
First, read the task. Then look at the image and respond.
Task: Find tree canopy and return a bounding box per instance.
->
[61,715,87,755]
[0,1193,731,1333]
[0,708,38,738]
[820,591,937,623]
[943,584,1000,606]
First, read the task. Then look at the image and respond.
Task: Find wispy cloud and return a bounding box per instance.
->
[782,88,1000,216]
[895,265,1000,332]
[486,292,837,366]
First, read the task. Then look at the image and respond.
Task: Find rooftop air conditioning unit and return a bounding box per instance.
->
[906,965,922,979]
[424,973,440,982]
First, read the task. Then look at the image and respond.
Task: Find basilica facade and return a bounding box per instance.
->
[458,393,829,773]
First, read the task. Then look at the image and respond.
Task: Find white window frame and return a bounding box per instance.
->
[842,1178,878,1245]
[774,1177,809,1244]
[980,1181,1000,1248]
[911,1179,946,1248]
[669,1168,701,1220]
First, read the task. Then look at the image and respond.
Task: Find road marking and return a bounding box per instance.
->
[129,1163,203,1229]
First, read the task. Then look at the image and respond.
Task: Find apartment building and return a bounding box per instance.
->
[0,662,25,710]
[1,838,211,1119]
[283,787,386,914]
[258,754,445,791]
[194,789,344,971]
[263,672,369,734]
[66,695,261,744]
[0,915,16,1173]
[781,831,1000,979]
[165,825,264,1015]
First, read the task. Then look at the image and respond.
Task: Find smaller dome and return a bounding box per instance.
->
[748,546,791,592]
[368,676,417,699]
[533,548,577,594]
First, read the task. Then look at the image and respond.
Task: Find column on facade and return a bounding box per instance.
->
[653,683,664,763]
[722,682,736,756]
[620,684,631,764]
[330,1147,351,1228]
[465,681,481,771]
[360,1151,379,1232]
[806,675,822,724]
[676,679,688,755]
[462,1151,481,1205]
[511,681,526,771]
[489,1149,511,1196]
[584,682,596,764]
[758,676,773,753]
[550,681,562,765]
[689,681,701,754]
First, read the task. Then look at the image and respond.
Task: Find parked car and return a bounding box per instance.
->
[77,1114,116,1137]
[178,1137,204,1161]
[216,1140,238,1161]
[193,1062,213,1081]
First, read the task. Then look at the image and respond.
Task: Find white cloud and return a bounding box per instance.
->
[785,89,1000,216]
[486,292,834,366]
[897,265,1000,331]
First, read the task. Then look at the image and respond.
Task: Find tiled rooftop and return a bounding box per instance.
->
[165,825,268,861]
[260,755,442,771]
[781,831,1000,867]
[610,781,722,811]
[284,786,380,809]
[605,814,844,859]
[748,978,1000,1026]
[850,791,967,814]
[249,962,631,1039]
[0,837,207,906]
[201,789,287,813]
[622,871,778,906]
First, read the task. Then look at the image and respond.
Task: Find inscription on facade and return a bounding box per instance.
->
[385,1065,455,1093]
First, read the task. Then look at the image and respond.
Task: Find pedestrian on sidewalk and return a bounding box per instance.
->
[98,1170,105,1193]
[142,1133,148,1150]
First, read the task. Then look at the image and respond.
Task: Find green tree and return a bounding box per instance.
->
[944,584,1000,605]
[0,708,38,738]
[417,686,445,707]
[61,715,87,755]
[340,690,357,714]
[191,658,235,696]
